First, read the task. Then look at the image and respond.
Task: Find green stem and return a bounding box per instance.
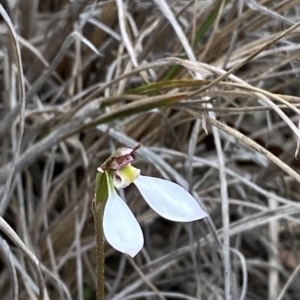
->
[93,172,109,300]
[94,202,105,300]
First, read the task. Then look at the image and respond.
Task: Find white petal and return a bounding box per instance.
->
[134,175,208,222]
[103,191,143,257]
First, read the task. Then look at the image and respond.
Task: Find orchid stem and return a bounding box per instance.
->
[94,202,105,300]
[94,172,108,300]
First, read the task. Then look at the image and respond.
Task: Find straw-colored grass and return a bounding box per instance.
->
[1,0,300,299]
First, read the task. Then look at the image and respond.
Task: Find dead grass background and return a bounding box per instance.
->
[1,0,300,299]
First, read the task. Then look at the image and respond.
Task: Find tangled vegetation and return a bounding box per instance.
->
[1,0,300,299]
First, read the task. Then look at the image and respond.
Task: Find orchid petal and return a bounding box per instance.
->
[103,190,143,257]
[134,175,208,222]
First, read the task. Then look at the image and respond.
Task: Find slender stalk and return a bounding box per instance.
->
[93,202,105,300]
[93,172,109,300]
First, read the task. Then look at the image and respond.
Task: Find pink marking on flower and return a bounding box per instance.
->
[100,144,141,171]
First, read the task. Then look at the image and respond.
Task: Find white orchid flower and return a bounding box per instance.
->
[97,144,208,257]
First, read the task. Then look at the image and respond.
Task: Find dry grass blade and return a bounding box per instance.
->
[126,256,166,300]
[0,5,26,215]
[277,262,300,300]
[155,2,234,296]
[154,0,196,61]
[268,198,279,300]
[190,20,300,96]
[0,237,18,300]
[230,248,247,300]
[186,109,300,184]
[211,119,232,299]
[0,217,45,300]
